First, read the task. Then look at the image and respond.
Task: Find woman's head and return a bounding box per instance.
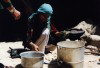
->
[37,3,53,15]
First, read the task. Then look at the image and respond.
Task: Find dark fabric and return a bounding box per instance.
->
[23,14,47,48]
[0,9,15,41]
[29,14,47,42]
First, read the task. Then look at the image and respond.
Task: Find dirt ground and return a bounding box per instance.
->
[0,41,99,68]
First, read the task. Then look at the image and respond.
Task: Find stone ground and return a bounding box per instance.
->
[0,41,99,68]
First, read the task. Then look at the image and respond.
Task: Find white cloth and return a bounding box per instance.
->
[35,28,50,52]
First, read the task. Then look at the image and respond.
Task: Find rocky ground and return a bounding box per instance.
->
[0,41,99,68]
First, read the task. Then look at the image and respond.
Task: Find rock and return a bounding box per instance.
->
[44,48,57,63]
[74,21,94,36]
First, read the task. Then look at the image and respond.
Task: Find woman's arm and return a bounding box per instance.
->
[3,0,21,20]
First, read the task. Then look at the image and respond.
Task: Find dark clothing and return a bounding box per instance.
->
[0,9,15,41]
[29,14,47,42]
[23,13,47,48]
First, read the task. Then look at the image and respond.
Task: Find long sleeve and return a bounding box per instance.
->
[1,0,16,13]
[51,23,58,33]
[2,0,13,8]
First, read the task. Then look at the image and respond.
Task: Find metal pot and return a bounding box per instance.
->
[20,51,44,68]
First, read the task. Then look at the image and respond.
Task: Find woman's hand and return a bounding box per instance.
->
[29,42,39,51]
[8,7,21,20]
[55,31,62,37]
[12,9,21,20]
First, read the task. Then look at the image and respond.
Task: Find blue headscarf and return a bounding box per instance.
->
[37,3,53,15]
[28,3,53,30]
